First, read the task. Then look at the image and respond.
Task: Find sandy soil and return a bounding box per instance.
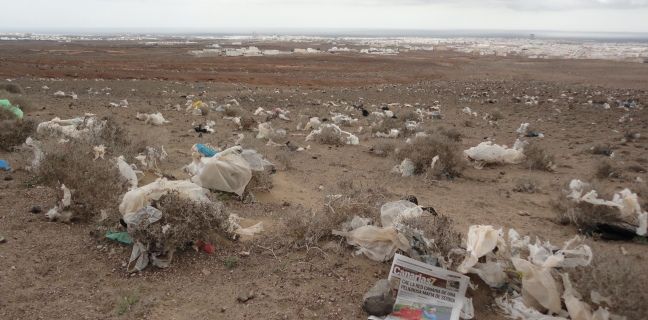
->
[1,41,647,320]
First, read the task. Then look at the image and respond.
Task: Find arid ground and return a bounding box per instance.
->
[1,40,647,320]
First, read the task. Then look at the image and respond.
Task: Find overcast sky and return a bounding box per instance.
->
[2,0,648,33]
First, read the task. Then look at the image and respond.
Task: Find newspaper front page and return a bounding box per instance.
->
[386,254,469,320]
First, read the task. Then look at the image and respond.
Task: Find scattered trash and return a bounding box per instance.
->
[93,145,106,160]
[194,143,218,158]
[464,139,527,165]
[391,159,415,177]
[136,112,169,126]
[306,123,359,145]
[185,146,252,196]
[45,184,73,222]
[106,231,134,245]
[380,200,423,227]
[0,99,23,119]
[333,225,410,262]
[363,279,395,316]
[0,159,10,171]
[36,115,105,140]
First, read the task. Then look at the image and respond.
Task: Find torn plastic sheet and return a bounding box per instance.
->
[467,261,507,288]
[24,137,45,171]
[306,123,359,145]
[380,200,423,228]
[36,115,105,140]
[119,178,210,216]
[45,184,73,222]
[457,225,505,273]
[117,155,141,190]
[135,112,169,125]
[529,236,592,269]
[511,257,562,314]
[240,149,273,171]
[496,295,568,320]
[186,148,252,196]
[123,206,162,232]
[464,139,527,165]
[332,225,410,262]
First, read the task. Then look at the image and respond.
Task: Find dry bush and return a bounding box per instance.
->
[0,117,35,152]
[591,144,613,156]
[569,245,648,320]
[223,106,242,117]
[622,131,640,143]
[513,177,538,193]
[523,143,555,171]
[371,140,397,157]
[36,141,128,220]
[401,214,462,256]
[463,120,475,127]
[399,109,420,122]
[239,115,256,131]
[396,134,465,179]
[315,125,345,146]
[273,152,293,170]
[371,117,402,134]
[553,183,619,228]
[0,82,23,94]
[485,109,503,121]
[594,160,622,179]
[90,116,147,160]
[246,169,274,193]
[132,192,231,250]
[284,180,390,246]
[437,127,463,142]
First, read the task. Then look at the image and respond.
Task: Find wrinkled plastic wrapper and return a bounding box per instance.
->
[511,257,563,314]
[467,261,508,288]
[36,115,105,140]
[457,225,504,273]
[123,206,162,232]
[241,149,273,171]
[496,295,568,320]
[24,137,45,171]
[187,151,252,196]
[333,225,410,262]
[380,200,423,227]
[391,158,415,177]
[529,236,592,269]
[464,139,527,164]
[136,112,169,125]
[45,184,73,222]
[117,155,140,189]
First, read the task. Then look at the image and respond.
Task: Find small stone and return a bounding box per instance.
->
[0,235,6,243]
[202,268,211,276]
[237,290,256,303]
[220,307,227,313]
[362,279,395,316]
[30,206,42,214]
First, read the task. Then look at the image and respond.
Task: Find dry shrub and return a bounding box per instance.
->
[622,131,640,143]
[132,192,230,250]
[463,120,475,127]
[569,245,648,320]
[246,169,274,193]
[371,117,402,134]
[594,160,622,179]
[401,214,462,256]
[315,125,345,146]
[239,115,256,131]
[399,109,420,122]
[223,106,242,117]
[437,127,462,142]
[273,152,293,170]
[90,116,147,160]
[553,183,619,228]
[284,180,390,246]
[591,144,613,156]
[371,140,396,157]
[513,177,538,193]
[37,142,128,220]
[396,134,465,179]
[0,82,23,94]
[0,118,35,151]
[485,109,503,121]
[523,143,555,171]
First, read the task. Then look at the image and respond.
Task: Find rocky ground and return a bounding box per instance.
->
[1,41,647,320]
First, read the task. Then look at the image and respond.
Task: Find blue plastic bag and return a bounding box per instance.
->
[0,160,10,171]
[195,144,217,157]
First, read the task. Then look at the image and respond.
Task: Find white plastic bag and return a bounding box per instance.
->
[117,155,139,189]
[464,139,526,164]
[119,178,210,216]
[458,225,504,273]
[188,153,252,196]
[333,225,410,262]
[380,200,423,227]
[511,257,562,314]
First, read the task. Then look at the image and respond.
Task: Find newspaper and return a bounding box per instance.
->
[386,254,469,320]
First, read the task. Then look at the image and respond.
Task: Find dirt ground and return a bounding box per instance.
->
[1,40,647,320]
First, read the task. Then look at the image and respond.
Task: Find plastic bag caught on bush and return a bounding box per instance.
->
[511,257,562,314]
[464,139,526,164]
[119,178,210,216]
[380,200,423,227]
[467,261,508,288]
[241,149,273,171]
[187,151,252,196]
[457,225,504,273]
[496,295,568,320]
[333,225,410,262]
[117,155,140,189]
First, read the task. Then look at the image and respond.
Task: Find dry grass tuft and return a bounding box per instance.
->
[513,177,538,193]
[396,134,465,179]
[553,183,619,228]
[370,140,397,157]
[523,143,555,171]
[0,117,35,151]
[436,127,463,142]
[591,144,613,156]
[594,160,623,179]
[132,192,231,250]
[371,117,402,134]
[399,109,420,122]
[0,82,24,94]
[246,169,274,193]
[315,125,346,146]
[569,244,648,320]
[36,142,128,220]
[223,106,242,117]
[401,214,462,256]
[239,115,257,131]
